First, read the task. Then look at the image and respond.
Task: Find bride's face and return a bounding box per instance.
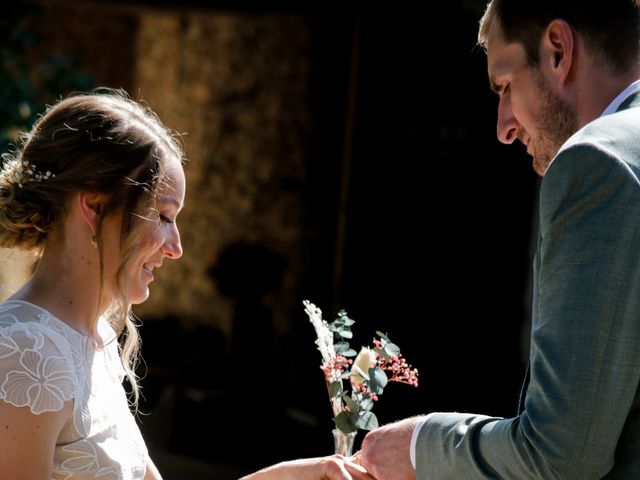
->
[101,155,185,305]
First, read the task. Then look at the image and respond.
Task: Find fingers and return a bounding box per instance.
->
[325,454,376,480]
[351,446,375,474]
[344,462,376,480]
[349,450,378,479]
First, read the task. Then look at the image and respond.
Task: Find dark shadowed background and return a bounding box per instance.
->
[0,1,538,478]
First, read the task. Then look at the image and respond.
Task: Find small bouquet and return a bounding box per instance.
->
[303,300,419,446]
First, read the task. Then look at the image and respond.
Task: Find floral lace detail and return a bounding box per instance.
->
[58,440,121,479]
[0,326,75,414]
[2,347,75,413]
[0,301,149,479]
[0,331,18,357]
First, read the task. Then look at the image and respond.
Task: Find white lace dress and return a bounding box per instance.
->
[0,300,149,479]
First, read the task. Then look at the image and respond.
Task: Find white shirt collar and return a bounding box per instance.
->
[600,79,640,117]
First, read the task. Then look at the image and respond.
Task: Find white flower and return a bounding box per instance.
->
[304,300,335,364]
[350,347,377,387]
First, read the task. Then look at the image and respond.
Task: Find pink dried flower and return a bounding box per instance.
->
[304,299,420,436]
[379,353,419,387]
[322,355,352,383]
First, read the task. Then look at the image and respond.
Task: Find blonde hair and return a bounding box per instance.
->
[477,0,497,50]
[0,88,184,406]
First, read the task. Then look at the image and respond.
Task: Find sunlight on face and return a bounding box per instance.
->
[102,155,186,306]
[486,20,577,176]
[528,70,578,174]
[129,156,185,305]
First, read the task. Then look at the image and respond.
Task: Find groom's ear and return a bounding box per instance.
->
[541,19,575,87]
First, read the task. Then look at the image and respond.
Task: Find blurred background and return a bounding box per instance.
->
[0,0,538,478]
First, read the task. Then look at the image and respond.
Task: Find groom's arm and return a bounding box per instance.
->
[362,146,640,479]
[416,147,640,479]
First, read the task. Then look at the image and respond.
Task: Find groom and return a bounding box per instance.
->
[357,0,640,478]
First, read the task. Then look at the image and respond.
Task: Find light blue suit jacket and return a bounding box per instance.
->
[416,93,640,479]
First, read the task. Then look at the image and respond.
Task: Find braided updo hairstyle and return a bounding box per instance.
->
[0,88,184,404]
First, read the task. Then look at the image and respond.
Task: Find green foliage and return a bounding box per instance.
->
[0,2,95,155]
[376,330,401,357]
[327,310,398,435]
[333,410,358,434]
[369,366,388,394]
[328,381,343,398]
[307,300,418,437]
[354,410,378,430]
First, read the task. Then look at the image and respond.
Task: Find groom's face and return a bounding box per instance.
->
[486,21,577,176]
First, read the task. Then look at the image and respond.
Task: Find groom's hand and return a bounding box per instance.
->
[357,417,423,480]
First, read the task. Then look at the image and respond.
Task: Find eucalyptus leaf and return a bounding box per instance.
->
[369,366,388,394]
[343,348,358,357]
[360,397,375,411]
[343,395,360,413]
[329,324,341,333]
[338,330,353,339]
[355,411,379,430]
[374,346,390,361]
[334,411,358,434]
[335,341,350,353]
[384,342,401,356]
[376,331,390,342]
[369,383,383,395]
[328,381,343,397]
[343,318,356,326]
[371,366,388,388]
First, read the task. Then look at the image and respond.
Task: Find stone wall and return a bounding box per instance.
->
[133,11,311,340]
[3,2,316,344]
